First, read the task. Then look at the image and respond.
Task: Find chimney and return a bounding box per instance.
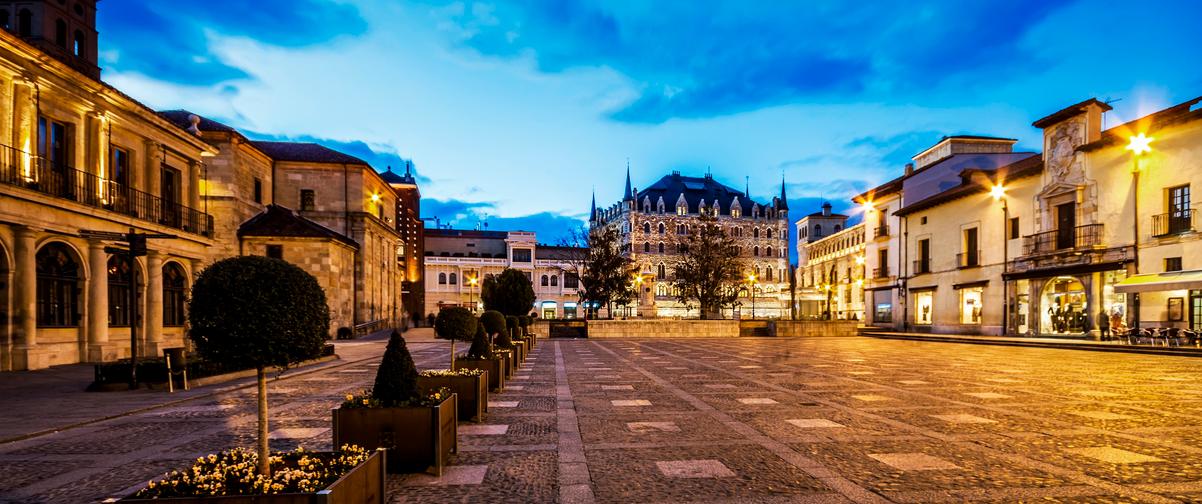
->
[905,163,914,176]
[822,202,832,216]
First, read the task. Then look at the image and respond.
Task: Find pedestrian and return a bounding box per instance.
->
[1097,309,1111,341]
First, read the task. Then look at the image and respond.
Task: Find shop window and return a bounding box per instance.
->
[914,291,933,325]
[959,287,983,324]
[873,290,892,323]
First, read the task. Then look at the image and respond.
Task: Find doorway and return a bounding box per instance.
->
[1041,276,1087,335]
[1056,202,1076,250]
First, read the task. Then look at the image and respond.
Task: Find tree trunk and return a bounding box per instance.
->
[256,368,271,477]
[449,339,456,370]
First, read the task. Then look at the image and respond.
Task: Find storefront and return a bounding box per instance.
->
[1115,270,1202,331]
[540,301,558,319]
[1004,263,1129,338]
[912,288,935,327]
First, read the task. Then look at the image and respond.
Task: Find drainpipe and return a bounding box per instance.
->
[901,214,908,332]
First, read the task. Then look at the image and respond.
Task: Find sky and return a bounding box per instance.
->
[98,0,1202,261]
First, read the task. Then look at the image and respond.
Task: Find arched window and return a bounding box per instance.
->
[753,246,760,257]
[107,255,140,327]
[18,9,32,36]
[835,224,842,231]
[541,275,549,286]
[438,272,447,284]
[766,228,773,239]
[657,263,666,279]
[643,222,651,233]
[37,243,79,327]
[658,223,665,234]
[55,19,67,47]
[677,203,687,215]
[753,228,760,238]
[766,266,774,281]
[449,273,458,285]
[657,242,665,253]
[73,30,85,57]
[163,262,187,326]
[550,275,558,286]
[767,246,773,257]
[814,224,822,234]
[643,242,651,253]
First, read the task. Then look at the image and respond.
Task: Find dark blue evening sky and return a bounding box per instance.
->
[98,0,1202,258]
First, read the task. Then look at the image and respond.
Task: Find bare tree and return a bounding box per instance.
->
[549,226,637,318]
[672,214,745,319]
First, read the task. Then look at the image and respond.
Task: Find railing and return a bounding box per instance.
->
[0,144,213,236]
[352,318,389,338]
[912,259,930,274]
[872,266,889,278]
[1022,223,1103,256]
[874,224,889,238]
[1153,209,1196,237]
[956,250,980,268]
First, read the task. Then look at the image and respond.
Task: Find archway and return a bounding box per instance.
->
[0,239,10,370]
[1040,276,1087,335]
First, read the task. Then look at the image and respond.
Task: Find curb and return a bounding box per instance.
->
[864,332,1202,357]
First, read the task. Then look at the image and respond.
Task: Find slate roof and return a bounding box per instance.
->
[237,205,359,248]
[636,173,771,216]
[894,155,1043,216]
[249,141,371,165]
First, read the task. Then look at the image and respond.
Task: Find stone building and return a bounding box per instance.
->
[381,164,424,327]
[795,205,865,320]
[0,2,217,370]
[592,169,790,318]
[423,229,582,319]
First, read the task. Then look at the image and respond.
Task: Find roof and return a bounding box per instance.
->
[1078,96,1202,153]
[158,110,240,135]
[379,163,418,185]
[636,173,773,217]
[250,141,371,165]
[1032,98,1113,129]
[535,245,587,260]
[425,228,510,240]
[237,205,359,248]
[894,155,1043,216]
[854,174,905,203]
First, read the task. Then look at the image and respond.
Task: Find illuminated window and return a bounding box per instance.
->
[914,291,933,325]
[959,287,983,324]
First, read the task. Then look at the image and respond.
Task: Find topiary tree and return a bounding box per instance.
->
[466,318,493,359]
[505,315,520,340]
[435,307,476,369]
[189,256,330,477]
[372,330,419,405]
[480,310,507,337]
[480,268,536,317]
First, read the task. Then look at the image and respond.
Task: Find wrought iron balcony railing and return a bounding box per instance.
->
[1021,223,1103,256]
[0,144,213,236]
[1152,209,1196,237]
[956,250,981,268]
[872,266,889,278]
[912,259,930,274]
[874,224,889,239]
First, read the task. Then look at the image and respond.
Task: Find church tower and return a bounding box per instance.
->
[0,0,100,79]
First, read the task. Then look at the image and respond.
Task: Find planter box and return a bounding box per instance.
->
[454,357,506,392]
[418,373,488,422]
[512,341,526,366]
[497,349,516,378]
[118,449,386,503]
[332,396,457,475]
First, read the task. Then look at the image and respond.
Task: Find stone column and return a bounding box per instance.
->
[12,227,46,370]
[143,139,160,196]
[85,240,114,362]
[144,252,163,356]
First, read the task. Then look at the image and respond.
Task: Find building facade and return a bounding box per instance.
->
[381,164,424,328]
[795,204,865,320]
[422,229,582,319]
[593,170,790,318]
[0,4,218,370]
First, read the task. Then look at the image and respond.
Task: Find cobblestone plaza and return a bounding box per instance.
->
[6,336,1202,503]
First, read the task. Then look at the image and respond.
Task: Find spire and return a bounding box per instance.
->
[590,189,598,222]
[405,161,412,176]
[778,173,789,209]
[623,159,634,201]
[745,176,750,198]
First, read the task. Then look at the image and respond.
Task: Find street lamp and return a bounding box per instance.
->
[992,184,1009,335]
[746,274,758,319]
[467,276,478,313]
[1126,132,1154,330]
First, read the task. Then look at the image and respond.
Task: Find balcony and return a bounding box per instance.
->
[874,224,890,239]
[956,250,980,269]
[1022,223,1103,256]
[1153,209,1196,237]
[0,144,213,236]
[912,259,930,275]
[872,266,889,279]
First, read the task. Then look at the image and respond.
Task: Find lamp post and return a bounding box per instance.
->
[746,274,758,319]
[467,275,478,313]
[1127,132,1153,330]
[991,184,1009,335]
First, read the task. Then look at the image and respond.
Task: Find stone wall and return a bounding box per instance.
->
[772,320,860,337]
[586,320,741,338]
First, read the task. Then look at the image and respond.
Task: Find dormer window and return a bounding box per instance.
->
[676,203,687,215]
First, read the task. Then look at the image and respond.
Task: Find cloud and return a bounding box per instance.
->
[98,0,367,85]
[432,0,1073,123]
[421,198,586,243]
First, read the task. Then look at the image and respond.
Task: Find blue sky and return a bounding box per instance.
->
[99,0,1202,259]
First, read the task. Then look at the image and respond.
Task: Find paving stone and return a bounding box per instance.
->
[489,401,520,408]
[460,424,509,436]
[963,392,1012,400]
[868,452,960,471]
[931,413,997,424]
[626,421,681,433]
[267,427,329,440]
[737,398,779,405]
[403,465,490,486]
[898,380,930,385]
[1069,411,1136,420]
[786,418,846,428]
[611,399,652,407]
[1065,447,1166,464]
[655,459,737,478]
[851,394,891,402]
[601,385,634,391]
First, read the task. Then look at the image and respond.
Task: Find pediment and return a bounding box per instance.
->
[1038,181,1080,199]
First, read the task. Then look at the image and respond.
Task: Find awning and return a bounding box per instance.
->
[1114,270,1202,293]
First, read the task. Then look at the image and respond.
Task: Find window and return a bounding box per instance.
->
[55,19,66,47]
[253,178,263,204]
[733,227,741,237]
[110,147,129,187]
[550,275,558,286]
[753,228,760,238]
[564,273,579,289]
[766,246,773,257]
[766,267,773,281]
[766,228,773,239]
[914,291,933,325]
[540,275,549,286]
[36,243,79,327]
[658,223,665,234]
[643,242,650,253]
[643,222,651,233]
[814,224,822,235]
[266,244,283,259]
[657,264,666,279]
[834,224,842,231]
[917,238,931,273]
[73,30,84,56]
[0,10,9,30]
[753,246,759,257]
[1168,184,1192,234]
[449,273,458,285]
[1009,217,1020,239]
[1166,257,1183,272]
[657,242,664,253]
[960,287,983,324]
[107,255,137,326]
[677,203,687,215]
[962,228,979,267]
[873,290,892,323]
[920,216,928,225]
[512,248,532,262]
[438,272,447,285]
[163,263,187,326]
[300,189,315,211]
[878,249,888,277]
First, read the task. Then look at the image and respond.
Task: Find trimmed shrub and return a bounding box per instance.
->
[480,310,507,336]
[465,318,493,359]
[480,268,536,316]
[505,315,519,338]
[372,331,419,405]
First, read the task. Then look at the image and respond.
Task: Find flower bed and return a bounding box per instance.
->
[454,356,506,392]
[120,445,384,503]
[418,369,488,422]
[333,390,457,475]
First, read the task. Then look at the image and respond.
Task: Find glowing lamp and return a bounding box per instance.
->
[990,184,1006,201]
[861,200,874,213]
[1126,132,1153,156]
[370,193,381,203]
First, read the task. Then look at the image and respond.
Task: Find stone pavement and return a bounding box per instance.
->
[8,336,1202,502]
[865,330,1202,357]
